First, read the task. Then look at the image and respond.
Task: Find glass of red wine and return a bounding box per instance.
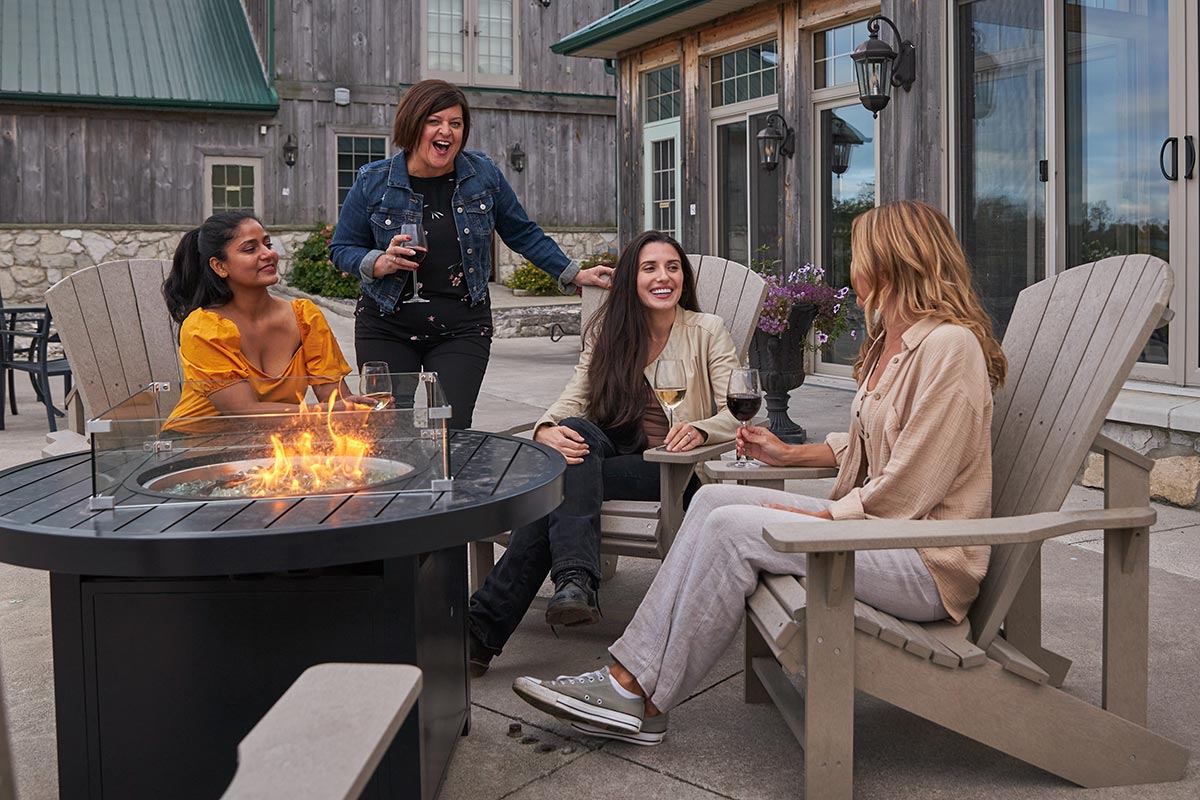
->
[400,222,429,304]
[726,367,762,469]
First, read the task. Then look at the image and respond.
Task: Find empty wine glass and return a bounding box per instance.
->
[726,367,762,468]
[400,222,430,304]
[359,361,393,410]
[653,359,687,431]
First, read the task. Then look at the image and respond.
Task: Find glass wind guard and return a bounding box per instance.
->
[87,373,452,510]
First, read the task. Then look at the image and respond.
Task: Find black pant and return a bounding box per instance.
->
[355,330,491,431]
[468,417,697,654]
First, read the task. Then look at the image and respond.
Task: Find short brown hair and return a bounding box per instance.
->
[393,80,472,152]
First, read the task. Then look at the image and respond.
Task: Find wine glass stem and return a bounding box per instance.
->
[740,420,748,462]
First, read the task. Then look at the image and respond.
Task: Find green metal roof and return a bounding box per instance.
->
[0,0,278,111]
[552,0,758,59]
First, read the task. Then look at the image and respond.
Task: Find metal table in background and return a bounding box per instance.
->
[0,431,563,800]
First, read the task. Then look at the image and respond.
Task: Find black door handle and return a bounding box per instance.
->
[1186,135,1196,180]
[1160,137,1179,181]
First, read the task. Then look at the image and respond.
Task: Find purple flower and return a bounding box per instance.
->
[849,330,858,339]
[833,304,841,314]
[837,286,849,298]
[816,332,829,344]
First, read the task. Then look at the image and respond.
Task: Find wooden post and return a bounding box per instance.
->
[744,612,772,704]
[1102,452,1150,726]
[804,551,856,800]
[468,540,495,594]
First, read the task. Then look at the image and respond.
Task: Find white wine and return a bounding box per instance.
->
[361,391,394,409]
[655,387,687,409]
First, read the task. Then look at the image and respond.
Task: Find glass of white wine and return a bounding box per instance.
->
[359,361,394,410]
[653,359,687,432]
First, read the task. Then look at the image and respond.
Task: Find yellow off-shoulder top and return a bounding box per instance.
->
[167,298,351,421]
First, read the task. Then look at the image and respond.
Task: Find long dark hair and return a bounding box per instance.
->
[163,211,259,324]
[585,231,699,436]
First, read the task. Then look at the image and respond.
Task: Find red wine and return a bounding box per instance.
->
[726,393,761,421]
[409,247,428,264]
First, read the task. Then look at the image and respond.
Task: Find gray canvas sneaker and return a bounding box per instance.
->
[572,711,668,746]
[512,666,645,733]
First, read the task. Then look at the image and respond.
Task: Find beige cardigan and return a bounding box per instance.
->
[824,317,993,623]
[537,308,742,445]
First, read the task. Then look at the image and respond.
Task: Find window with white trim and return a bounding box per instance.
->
[335,135,388,218]
[711,40,777,108]
[203,156,263,217]
[423,0,519,88]
[643,64,681,238]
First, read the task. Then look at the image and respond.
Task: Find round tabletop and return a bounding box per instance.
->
[0,431,564,577]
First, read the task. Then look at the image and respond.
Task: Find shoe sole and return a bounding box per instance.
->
[512,677,641,734]
[544,603,600,627]
[572,721,665,746]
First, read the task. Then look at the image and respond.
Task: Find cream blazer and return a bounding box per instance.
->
[536,308,742,445]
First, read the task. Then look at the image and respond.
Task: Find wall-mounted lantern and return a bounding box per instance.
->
[850,15,917,117]
[756,113,795,171]
[509,143,526,173]
[282,135,299,168]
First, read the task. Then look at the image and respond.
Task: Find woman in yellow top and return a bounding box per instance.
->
[163,211,353,420]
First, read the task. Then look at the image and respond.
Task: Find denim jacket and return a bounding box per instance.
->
[329,150,579,312]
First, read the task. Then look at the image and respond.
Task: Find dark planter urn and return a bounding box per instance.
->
[748,301,818,444]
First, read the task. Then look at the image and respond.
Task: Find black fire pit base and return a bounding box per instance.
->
[50,547,468,800]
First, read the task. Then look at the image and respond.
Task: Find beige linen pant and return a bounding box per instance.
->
[608,483,945,712]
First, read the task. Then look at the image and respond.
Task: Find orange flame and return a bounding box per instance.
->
[243,390,372,496]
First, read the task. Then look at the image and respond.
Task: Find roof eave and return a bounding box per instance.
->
[0,90,281,114]
[552,0,757,60]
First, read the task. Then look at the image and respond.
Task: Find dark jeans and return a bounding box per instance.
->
[354,329,491,431]
[469,417,697,654]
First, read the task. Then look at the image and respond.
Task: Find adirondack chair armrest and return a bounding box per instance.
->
[762,507,1156,553]
[703,461,840,481]
[643,439,734,464]
[1090,433,1154,472]
[221,663,421,800]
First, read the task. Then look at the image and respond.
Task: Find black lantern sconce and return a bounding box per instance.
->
[829,114,869,176]
[850,15,917,117]
[282,135,299,167]
[509,143,526,173]
[756,113,795,171]
[537,0,551,7]
[971,28,999,121]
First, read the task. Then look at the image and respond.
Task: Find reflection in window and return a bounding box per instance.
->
[712,40,777,107]
[814,20,871,90]
[716,121,749,262]
[644,65,681,123]
[1065,0,1169,364]
[337,136,387,216]
[956,0,1045,341]
[819,105,874,366]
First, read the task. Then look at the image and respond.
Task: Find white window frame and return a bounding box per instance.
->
[203,156,263,217]
[641,62,682,238]
[328,130,392,222]
[421,0,521,89]
[810,16,880,380]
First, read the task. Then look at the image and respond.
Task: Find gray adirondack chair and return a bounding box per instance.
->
[469,255,768,588]
[44,259,182,449]
[706,254,1189,797]
[0,658,419,800]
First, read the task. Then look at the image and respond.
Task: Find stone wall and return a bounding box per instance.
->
[1,225,618,302]
[1080,420,1200,508]
[0,227,313,304]
[494,227,618,283]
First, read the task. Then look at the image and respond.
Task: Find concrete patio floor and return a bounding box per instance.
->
[0,310,1197,798]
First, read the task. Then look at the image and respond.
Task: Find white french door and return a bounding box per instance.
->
[643,119,681,239]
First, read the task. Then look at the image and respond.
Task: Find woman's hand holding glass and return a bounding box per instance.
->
[736,424,793,466]
[374,234,422,277]
[534,424,591,465]
[662,422,706,453]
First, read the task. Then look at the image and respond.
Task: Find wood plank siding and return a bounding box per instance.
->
[0,0,617,229]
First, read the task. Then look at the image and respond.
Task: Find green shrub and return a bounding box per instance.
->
[506,262,563,296]
[286,223,361,299]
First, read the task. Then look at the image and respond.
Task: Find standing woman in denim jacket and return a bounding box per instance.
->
[330,80,613,429]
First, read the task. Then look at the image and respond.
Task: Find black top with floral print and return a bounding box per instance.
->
[366,170,491,340]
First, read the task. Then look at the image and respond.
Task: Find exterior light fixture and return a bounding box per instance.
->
[756,113,795,171]
[971,28,998,121]
[850,15,917,117]
[829,114,868,176]
[282,135,299,167]
[538,0,551,7]
[509,142,526,173]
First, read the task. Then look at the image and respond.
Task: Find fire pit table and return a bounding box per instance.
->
[0,375,564,800]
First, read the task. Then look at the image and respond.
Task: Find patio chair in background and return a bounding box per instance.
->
[0,296,73,432]
[43,259,182,450]
[707,254,1189,797]
[470,255,768,590]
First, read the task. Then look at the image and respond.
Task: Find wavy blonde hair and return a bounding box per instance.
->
[849,200,1007,389]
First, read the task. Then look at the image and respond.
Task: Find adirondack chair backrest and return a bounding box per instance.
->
[580,254,767,359]
[968,255,1172,649]
[45,259,182,419]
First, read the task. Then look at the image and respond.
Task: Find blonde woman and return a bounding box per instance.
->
[510,200,1007,746]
